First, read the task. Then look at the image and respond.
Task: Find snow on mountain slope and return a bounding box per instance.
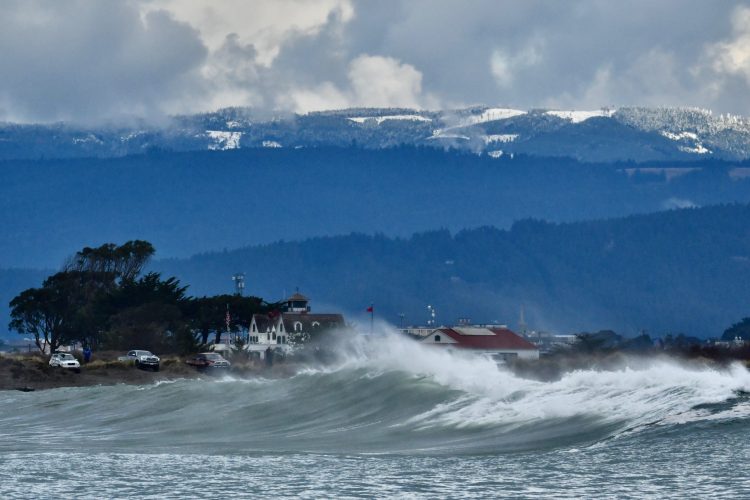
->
[484,134,519,144]
[207,131,242,150]
[347,114,432,124]
[4,105,750,161]
[660,131,711,154]
[615,107,750,136]
[545,109,616,123]
[444,108,526,130]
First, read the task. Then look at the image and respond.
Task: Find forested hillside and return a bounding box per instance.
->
[153,203,750,338]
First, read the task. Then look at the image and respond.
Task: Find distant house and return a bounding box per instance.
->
[247,292,345,358]
[421,326,540,361]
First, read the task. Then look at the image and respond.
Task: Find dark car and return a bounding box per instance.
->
[186,352,231,370]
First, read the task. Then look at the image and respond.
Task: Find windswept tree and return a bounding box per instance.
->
[64,240,155,283]
[9,240,274,356]
[8,272,87,354]
[102,272,190,352]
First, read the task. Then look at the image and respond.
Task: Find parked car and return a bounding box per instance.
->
[186,352,231,370]
[49,352,81,373]
[117,350,160,371]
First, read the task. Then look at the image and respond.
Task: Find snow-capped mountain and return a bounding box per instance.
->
[2,106,750,162]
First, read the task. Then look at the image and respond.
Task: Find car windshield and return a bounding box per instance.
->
[135,351,154,356]
[203,353,223,360]
[60,354,75,360]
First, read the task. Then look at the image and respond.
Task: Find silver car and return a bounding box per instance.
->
[49,353,81,373]
[118,350,160,371]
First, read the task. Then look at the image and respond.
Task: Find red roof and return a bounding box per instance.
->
[437,327,537,350]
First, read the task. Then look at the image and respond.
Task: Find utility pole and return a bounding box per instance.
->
[519,304,527,336]
[369,303,374,335]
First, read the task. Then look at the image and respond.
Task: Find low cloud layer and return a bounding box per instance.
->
[1,0,749,123]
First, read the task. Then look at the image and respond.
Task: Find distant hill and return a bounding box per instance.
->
[2,106,750,162]
[150,203,750,339]
[3,147,750,269]
[4,203,750,340]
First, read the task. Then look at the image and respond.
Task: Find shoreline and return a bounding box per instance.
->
[3,350,749,392]
[0,354,299,392]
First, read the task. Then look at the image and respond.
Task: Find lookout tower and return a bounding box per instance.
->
[282,291,311,313]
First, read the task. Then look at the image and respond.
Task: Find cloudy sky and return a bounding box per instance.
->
[1,0,750,123]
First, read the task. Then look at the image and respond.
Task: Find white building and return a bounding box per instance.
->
[246,293,345,359]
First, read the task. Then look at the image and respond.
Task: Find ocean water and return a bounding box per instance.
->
[1,334,749,498]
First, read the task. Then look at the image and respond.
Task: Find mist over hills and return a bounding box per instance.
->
[3,147,750,270]
[3,106,750,162]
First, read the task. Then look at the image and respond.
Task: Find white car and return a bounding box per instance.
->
[118,350,160,371]
[49,353,81,373]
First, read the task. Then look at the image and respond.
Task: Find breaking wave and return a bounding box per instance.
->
[1,331,749,455]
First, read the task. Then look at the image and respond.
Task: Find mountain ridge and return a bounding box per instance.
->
[3,106,750,162]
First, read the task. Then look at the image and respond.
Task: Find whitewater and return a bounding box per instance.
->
[1,331,749,498]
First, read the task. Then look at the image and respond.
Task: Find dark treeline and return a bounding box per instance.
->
[8,241,274,355]
[155,202,750,338]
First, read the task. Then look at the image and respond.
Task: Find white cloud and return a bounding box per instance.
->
[490,51,513,88]
[707,6,750,83]
[145,0,354,65]
[490,41,544,89]
[284,81,351,112]
[347,55,427,108]
[283,54,436,113]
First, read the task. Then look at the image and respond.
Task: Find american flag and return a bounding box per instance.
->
[225,307,231,330]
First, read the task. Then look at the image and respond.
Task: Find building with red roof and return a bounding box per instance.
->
[420,326,539,360]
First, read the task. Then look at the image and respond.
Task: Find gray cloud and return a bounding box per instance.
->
[1,0,749,123]
[0,0,207,124]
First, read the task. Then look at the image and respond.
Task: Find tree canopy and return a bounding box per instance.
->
[722,318,750,341]
[9,241,271,355]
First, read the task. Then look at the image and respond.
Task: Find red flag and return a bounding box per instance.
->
[366,306,373,313]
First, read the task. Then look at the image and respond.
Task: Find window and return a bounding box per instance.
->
[295,322,302,332]
[272,333,277,341]
[312,321,320,329]
[434,335,441,342]
[267,334,270,341]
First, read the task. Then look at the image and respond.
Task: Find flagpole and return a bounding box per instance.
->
[370,303,374,335]
[225,303,231,343]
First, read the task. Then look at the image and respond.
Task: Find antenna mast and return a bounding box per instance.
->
[232,273,245,296]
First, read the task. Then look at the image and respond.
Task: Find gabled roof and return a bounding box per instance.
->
[252,314,277,332]
[432,327,537,350]
[282,312,344,330]
[286,292,309,302]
